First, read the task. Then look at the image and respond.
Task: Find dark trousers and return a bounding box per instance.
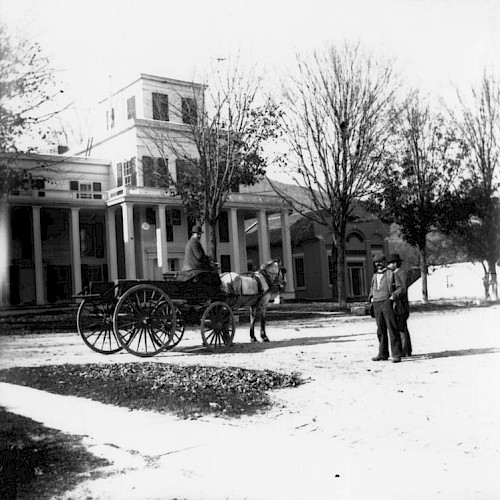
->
[395,314,412,356]
[373,300,402,359]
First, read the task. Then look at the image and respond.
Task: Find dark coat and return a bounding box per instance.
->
[181,236,212,272]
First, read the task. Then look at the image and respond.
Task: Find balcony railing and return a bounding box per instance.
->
[9,188,106,201]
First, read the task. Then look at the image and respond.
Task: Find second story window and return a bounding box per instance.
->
[152,92,169,121]
[127,96,136,120]
[143,156,169,188]
[182,97,198,125]
[70,181,102,199]
[123,158,137,186]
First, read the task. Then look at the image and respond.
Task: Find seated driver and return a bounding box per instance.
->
[177,225,221,291]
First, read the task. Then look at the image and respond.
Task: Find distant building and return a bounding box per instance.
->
[0,74,295,308]
[408,262,499,302]
[244,180,390,301]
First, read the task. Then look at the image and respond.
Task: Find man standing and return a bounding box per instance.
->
[387,253,412,357]
[368,254,404,363]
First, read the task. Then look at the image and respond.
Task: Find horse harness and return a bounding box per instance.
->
[253,266,282,295]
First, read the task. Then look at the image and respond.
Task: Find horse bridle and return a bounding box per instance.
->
[260,261,286,291]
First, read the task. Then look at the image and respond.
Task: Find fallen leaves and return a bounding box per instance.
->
[0,363,304,419]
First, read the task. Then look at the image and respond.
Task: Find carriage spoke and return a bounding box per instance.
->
[113,284,176,357]
[201,302,235,351]
[77,299,122,355]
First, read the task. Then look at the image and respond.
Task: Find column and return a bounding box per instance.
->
[0,203,11,307]
[156,204,169,275]
[280,210,295,295]
[70,208,82,295]
[230,208,242,273]
[257,209,271,265]
[32,206,45,305]
[106,208,118,282]
[121,203,136,279]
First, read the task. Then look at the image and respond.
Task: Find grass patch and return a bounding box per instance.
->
[0,363,304,419]
[0,407,109,500]
[0,308,77,335]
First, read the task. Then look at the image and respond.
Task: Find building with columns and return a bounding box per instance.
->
[245,186,390,301]
[0,74,295,308]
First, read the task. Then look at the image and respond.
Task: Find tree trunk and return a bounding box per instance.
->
[331,244,338,302]
[205,222,217,261]
[419,247,429,303]
[488,259,498,300]
[337,235,347,309]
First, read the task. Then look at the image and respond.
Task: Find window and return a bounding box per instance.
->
[182,97,198,125]
[142,156,155,187]
[218,211,229,243]
[165,209,175,242]
[171,209,181,225]
[79,183,92,199]
[123,158,137,186]
[80,222,104,258]
[158,158,168,179]
[347,262,366,297]
[142,157,169,187]
[152,92,169,121]
[220,254,231,273]
[117,163,123,186]
[175,158,198,183]
[294,257,305,288]
[127,96,136,120]
[146,208,156,225]
[70,181,102,199]
[110,108,115,128]
[167,259,179,272]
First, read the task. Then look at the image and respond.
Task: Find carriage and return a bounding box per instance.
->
[75,259,286,357]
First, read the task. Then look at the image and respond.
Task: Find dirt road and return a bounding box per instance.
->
[1,304,499,499]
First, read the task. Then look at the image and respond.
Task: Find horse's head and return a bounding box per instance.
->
[260,259,287,291]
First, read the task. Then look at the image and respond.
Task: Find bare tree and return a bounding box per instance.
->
[374,91,466,302]
[273,43,399,307]
[0,23,59,197]
[447,73,500,299]
[140,59,281,258]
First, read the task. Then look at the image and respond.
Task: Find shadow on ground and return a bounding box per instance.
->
[408,347,500,360]
[169,332,373,356]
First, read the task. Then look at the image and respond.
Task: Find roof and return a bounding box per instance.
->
[244,178,382,248]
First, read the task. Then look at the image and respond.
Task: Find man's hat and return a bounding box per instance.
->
[373,254,386,263]
[191,225,203,234]
[387,253,402,263]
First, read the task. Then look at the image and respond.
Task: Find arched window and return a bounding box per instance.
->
[346,231,365,254]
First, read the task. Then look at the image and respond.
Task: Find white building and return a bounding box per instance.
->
[407,262,498,303]
[0,74,295,308]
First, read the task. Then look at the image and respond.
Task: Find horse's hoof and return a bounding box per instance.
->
[251,337,258,343]
[261,336,270,342]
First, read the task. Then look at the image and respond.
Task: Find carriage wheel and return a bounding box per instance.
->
[77,298,122,354]
[164,307,185,350]
[200,301,235,351]
[113,284,176,357]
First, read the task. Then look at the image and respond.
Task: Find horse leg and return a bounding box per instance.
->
[260,299,270,342]
[249,306,258,342]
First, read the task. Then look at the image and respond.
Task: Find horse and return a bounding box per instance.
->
[220,259,287,342]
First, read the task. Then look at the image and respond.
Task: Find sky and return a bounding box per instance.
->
[1,0,499,177]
